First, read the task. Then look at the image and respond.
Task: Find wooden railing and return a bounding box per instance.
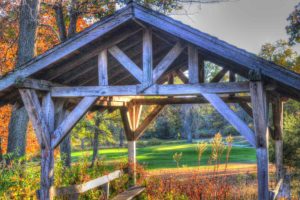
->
[48,170,123,199]
[269,179,283,200]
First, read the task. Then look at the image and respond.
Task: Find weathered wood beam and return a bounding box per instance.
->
[51,82,262,97]
[108,46,143,83]
[210,68,228,83]
[19,89,50,149]
[131,96,251,105]
[142,27,153,87]
[250,77,269,200]
[199,57,205,83]
[98,49,108,86]
[129,104,142,131]
[0,8,134,91]
[272,95,284,182]
[175,70,188,84]
[134,105,164,140]
[40,93,55,199]
[239,102,253,117]
[153,41,185,82]
[201,93,256,147]
[188,44,199,84]
[51,97,97,149]
[15,77,62,91]
[120,107,134,141]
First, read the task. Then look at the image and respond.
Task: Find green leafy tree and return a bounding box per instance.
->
[260,40,300,169]
[286,3,300,45]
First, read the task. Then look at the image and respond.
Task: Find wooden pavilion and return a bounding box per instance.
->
[0,2,300,199]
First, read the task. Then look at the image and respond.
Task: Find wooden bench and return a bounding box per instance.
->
[45,170,123,199]
[112,186,145,200]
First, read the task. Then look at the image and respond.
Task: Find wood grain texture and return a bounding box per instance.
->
[19,89,50,149]
[250,81,269,200]
[51,97,97,148]
[51,82,256,97]
[51,170,122,196]
[108,46,143,83]
[201,93,256,147]
[98,49,108,86]
[153,41,185,82]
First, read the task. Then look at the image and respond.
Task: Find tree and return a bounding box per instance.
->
[74,110,118,167]
[260,40,300,169]
[286,2,300,45]
[7,0,40,159]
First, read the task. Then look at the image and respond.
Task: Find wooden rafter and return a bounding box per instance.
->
[210,68,228,83]
[51,97,98,148]
[153,41,185,82]
[108,46,143,83]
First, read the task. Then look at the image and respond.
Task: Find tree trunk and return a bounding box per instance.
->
[59,134,71,167]
[57,109,71,168]
[7,0,40,159]
[80,139,85,150]
[180,104,193,143]
[91,131,99,167]
[0,137,3,162]
[67,0,78,38]
[53,2,67,42]
[119,129,124,147]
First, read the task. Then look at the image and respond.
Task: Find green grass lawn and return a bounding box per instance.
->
[71,138,256,170]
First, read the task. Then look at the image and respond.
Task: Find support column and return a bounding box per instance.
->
[128,140,136,185]
[249,71,269,200]
[272,95,284,182]
[41,93,55,200]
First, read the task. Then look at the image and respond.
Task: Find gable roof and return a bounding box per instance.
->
[0,2,300,104]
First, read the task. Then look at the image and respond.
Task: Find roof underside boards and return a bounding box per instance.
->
[0,2,299,105]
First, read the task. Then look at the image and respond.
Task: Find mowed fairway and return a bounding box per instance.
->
[71,139,256,170]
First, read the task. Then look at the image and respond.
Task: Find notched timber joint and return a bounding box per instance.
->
[249,69,262,82]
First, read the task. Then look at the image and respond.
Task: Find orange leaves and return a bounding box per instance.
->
[0,105,11,154]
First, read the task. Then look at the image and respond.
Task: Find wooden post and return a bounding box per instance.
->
[128,140,136,185]
[249,70,269,200]
[188,44,199,84]
[142,27,153,88]
[40,93,55,200]
[272,95,284,182]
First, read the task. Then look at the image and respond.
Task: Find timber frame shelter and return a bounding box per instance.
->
[0,2,300,200]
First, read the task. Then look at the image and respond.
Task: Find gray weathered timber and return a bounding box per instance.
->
[98,49,108,86]
[129,104,142,131]
[201,93,256,147]
[49,28,141,81]
[134,105,164,140]
[133,3,300,94]
[15,78,62,91]
[108,46,143,82]
[120,108,134,141]
[153,41,185,82]
[210,68,228,83]
[188,44,199,84]
[127,141,137,185]
[272,96,284,182]
[51,82,258,97]
[0,6,133,92]
[250,81,269,200]
[40,93,55,200]
[142,28,153,87]
[51,170,122,197]
[51,97,97,148]
[112,186,145,200]
[175,70,188,84]
[19,89,50,149]
[238,102,253,117]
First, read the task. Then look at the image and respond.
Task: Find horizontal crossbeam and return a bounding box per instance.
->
[51,82,272,97]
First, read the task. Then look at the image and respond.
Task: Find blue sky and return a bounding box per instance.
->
[172,0,299,54]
